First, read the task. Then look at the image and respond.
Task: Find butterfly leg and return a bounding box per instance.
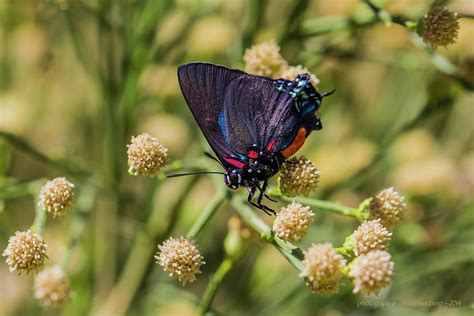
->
[246,185,275,216]
[256,181,277,203]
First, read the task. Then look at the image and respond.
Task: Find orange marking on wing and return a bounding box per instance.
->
[280,128,307,158]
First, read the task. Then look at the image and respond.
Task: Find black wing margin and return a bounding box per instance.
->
[177,62,245,166]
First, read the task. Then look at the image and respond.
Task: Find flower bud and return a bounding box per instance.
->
[305,279,341,296]
[300,243,346,295]
[353,219,392,256]
[349,250,394,295]
[127,133,168,177]
[369,187,406,230]
[243,40,288,77]
[224,216,253,261]
[155,236,205,285]
[279,156,320,197]
[34,266,71,307]
[419,7,460,49]
[39,177,74,218]
[3,230,48,274]
[273,202,314,242]
[280,65,320,85]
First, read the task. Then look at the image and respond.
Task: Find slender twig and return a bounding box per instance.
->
[241,0,268,53]
[199,258,234,315]
[93,176,199,316]
[363,0,473,91]
[266,188,363,220]
[187,191,227,240]
[362,0,415,28]
[0,131,89,179]
[282,196,362,220]
[0,179,45,200]
[32,197,47,237]
[279,0,310,44]
[230,195,304,271]
[60,185,95,268]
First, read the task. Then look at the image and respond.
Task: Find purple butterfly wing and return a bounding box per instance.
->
[223,75,300,153]
[177,63,245,166]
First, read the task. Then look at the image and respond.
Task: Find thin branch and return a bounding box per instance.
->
[363,0,473,91]
[231,195,304,271]
[187,191,227,240]
[0,130,89,180]
[199,258,234,315]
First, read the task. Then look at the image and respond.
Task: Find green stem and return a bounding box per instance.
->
[362,0,412,27]
[363,0,473,91]
[186,191,227,240]
[0,131,89,180]
[287,196,361,218]
[0,179,45,200]
[93,177,199,316]
[32,200,47,237]
[267,189,363,220]
[241,0,268,52]
[60,186,95,268]
[230,195,304,271]
[279,0,310,43]
[199,258,234,315]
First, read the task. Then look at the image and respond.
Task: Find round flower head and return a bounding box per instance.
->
[243,40,288,77]
[300,243,346,287]
[39,177,74,218]
[349,250,394,296]
[34,266,71,307]
[279,156,320,197]
[127,133,168,177]
[3,230,48,274]
[273,202,314,242]
[369,187,407,230]
[420,7,460,49]
[305,279,341,296]
[353,219,392,256]
[155,236,205,285]
[280,65,320,86]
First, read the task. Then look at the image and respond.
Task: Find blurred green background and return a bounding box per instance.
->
[0,0,473,315]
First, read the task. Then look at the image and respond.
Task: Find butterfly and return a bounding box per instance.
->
[169,62,334,214]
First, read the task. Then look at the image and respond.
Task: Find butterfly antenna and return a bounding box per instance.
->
[167,171,225,178]
[203,151,225,168]
[321,89,336,98]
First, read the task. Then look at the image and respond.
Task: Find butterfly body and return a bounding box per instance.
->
[175,62,333,214]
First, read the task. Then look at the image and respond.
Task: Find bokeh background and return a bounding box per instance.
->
[0,0,473,315]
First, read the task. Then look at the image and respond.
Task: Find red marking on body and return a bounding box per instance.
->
[267,139,276,151]
[280,128,307,158]
[224,157,245,169]
[248,150,258,159]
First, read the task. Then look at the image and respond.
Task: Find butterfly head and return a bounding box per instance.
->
[224,169,242,190]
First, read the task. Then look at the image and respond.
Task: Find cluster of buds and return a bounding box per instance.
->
[341,188,405,295]
[349,250,394,295]
[39,177,75,218]
[243,40,319,83]
[418,6,460,49]
[127,133,168,177]
[3,174,79,309]
[279,156,320,197]
[299,243,346,295]
[273,186,404,296]
[273,202,314,242]
[369,187,407,230]
[352,219,392,256]
[3,230,48,274]
[243,40,288,77]
[155,236,205,285]
[34,266,71,307]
